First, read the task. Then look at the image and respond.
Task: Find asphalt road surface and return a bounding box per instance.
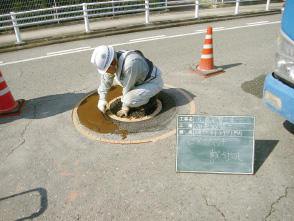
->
[1,13,294,220]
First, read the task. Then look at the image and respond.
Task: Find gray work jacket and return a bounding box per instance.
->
[98,50,151,100]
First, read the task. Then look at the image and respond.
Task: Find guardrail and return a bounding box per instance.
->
[0,0,273,43]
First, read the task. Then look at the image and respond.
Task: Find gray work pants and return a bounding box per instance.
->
[121,68,163,107]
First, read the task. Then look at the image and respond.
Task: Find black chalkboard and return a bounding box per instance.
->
[176,115,255,174]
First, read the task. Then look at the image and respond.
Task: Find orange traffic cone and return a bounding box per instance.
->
[0,71,26,118]
[189,26,224,78]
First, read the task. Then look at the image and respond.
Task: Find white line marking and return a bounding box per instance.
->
[111,31,202,47]
[0,61,3,64]
[213,27,226,30]
[212,21,280,33]
[0,21,281,67]
[195,29,207,32]
[194,27,225,32]
[129,35,166,42]
[47,46,91,55]
[246,21,269,25]
[0,47,93,66]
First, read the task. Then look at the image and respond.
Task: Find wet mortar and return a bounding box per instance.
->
[77,85,128,139]
[72,84,195,143]
[76,85,176,139]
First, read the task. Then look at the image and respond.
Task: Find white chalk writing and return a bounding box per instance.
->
[193,129,243,137]
[187,138,227,147]
[179,116,193,122]
[209,149,243,162]
[194,116,235,123]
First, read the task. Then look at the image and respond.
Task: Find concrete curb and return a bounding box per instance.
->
[0,9,281,53]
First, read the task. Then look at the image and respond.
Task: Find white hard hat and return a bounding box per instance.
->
[91,45,115,74]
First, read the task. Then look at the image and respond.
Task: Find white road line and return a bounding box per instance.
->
[195,29,207,32]
[111,31,203,47]
[47,46,91,55]
[212,21,280,32]
[121,21,281,46]
[0,61,3,64]
[246,21,269,25]
[0,20,281,67]
[0,47,93,66]
[196,27,225,32]
[130,35,166,42]
[213,27,226,30]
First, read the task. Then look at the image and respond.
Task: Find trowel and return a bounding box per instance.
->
[101,109,110,121]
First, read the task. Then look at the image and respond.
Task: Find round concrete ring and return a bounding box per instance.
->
[72,84,195,144]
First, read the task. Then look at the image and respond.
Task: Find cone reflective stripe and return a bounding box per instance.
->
[189,26,224,78]
[199,29,214,70]
[0,71,25,118]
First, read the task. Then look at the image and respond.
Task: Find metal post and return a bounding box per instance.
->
[195,0,199,18]
[53,0,59,24]
[235,0,240,15]
[266,0,270,11]
[83,3,90,33]
[165,0,168,11]
[112,0,115,16]
[145,0,149,24]
[10,12,22,43]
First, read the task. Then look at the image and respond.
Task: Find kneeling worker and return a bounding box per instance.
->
[91,45,164,117]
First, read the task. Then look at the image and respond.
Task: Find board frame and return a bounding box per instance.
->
[176,115,255,174]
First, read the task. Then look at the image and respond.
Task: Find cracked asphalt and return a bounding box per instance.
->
[265,187,294,220]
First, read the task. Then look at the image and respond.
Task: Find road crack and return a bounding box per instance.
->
[265,187,294,220]
[0,103,37,167]
[202,194,226,220]
[1,92,88,166]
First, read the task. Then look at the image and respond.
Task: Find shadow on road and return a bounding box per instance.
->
[219,63,242,70]
[254,139,279,174]
[0,92,87,124]
[0,188,48,220]
[0,87,196,124]
[283,120,294,135]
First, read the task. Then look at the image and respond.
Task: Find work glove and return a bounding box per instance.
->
[117,104,130,117]
[97,99,109,113]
